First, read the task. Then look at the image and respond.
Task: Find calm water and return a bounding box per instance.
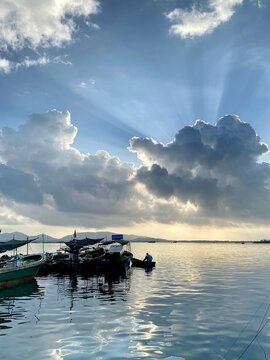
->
[1,242,270,360]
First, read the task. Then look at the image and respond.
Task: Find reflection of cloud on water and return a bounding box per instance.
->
[53,336,107,359]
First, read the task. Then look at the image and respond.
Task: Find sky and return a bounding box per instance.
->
[0,0,270,240]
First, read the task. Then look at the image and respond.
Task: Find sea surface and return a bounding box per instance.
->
[1,242,270,360]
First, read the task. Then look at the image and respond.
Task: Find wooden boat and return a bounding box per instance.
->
[41,238,106,275]
[40,252,73,274]
[100,239,133,273]
[0,254,46,288]
[79,247,105,273]
[131,257,155,268]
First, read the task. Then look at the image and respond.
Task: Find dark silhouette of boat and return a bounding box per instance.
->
[42,235,132,275]
[253,239,270,244]
[131,258,155,268]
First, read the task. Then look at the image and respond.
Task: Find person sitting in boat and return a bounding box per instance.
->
[143,252,153,262]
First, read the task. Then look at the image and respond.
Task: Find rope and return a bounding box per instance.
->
[223,291,270,359]
[235,319,270,360]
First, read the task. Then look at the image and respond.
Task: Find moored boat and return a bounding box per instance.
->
[0,236,46,288]
[41,236,106,274]
[100,235,133,273]
[0,253,46,288]
[131,257,155,268]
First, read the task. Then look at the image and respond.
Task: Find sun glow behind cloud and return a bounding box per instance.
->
[0,110,270,240]
[0,1,270,241]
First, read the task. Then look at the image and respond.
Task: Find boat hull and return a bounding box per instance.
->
[0,257,46,288]
[132,258,155,268]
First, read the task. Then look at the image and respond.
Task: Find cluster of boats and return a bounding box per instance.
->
[0,234,155,288]
[41,235,134,275]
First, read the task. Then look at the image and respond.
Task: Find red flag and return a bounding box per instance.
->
[73,229,76,238]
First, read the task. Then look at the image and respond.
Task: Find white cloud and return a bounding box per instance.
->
[79,81,87,88]
[0,58,11,73]
[0,110,150,227]
[0,55,72,74]
[1,111,270,229]
[0,0,100,51]
[130,115,270,223]
[167,0,243,38]
[251,0,265,8]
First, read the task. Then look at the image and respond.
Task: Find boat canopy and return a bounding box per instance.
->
[65,237,104,251]
[0,237,38,253]
[108,244,123,254]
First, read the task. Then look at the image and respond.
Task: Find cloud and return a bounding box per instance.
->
[1,111,270,229]
[130,115,270,223]
[0,0,100,51]
[0,55,72,74]
[166,0,243,38]
[0,163,43,205]
[0,110,150,227]
[251,0,266,8]
[0,58,11,74]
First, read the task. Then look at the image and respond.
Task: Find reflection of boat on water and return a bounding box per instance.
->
[54,271,131,306]
[0,278,39,299]
[0,237,46,288]
[131,258,155,268]
[0,279,40,332]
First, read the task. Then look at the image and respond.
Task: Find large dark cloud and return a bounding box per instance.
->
[0,163,42,204]
[0,112,270,228]
[0,110,150,227]
[130,115,270,223]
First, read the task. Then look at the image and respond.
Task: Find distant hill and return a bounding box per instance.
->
[0,231,169,243]
[0,232,252,243]
[0,232,39,242]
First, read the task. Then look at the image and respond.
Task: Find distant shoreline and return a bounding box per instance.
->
[33,240,256,244]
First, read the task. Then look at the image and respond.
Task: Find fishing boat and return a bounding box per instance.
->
[42,236,105,274]
[100,235,133,273]
[78,247,105,273]
[0,237,46,288]
[131,257,156,268]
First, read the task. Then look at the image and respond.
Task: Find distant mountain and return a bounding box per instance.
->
[35,234,59,242]
[0,232,252,243]
[0,231,169,243]
[132,236,169,243]
[0,232,38,242]
[59,231,142,242]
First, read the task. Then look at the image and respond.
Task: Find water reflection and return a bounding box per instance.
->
[2,243,270,360]
[51,270,132,302]
[0,279,42,334]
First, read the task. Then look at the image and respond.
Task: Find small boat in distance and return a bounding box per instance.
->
[253,239,270,244]
[132,258,156,268]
